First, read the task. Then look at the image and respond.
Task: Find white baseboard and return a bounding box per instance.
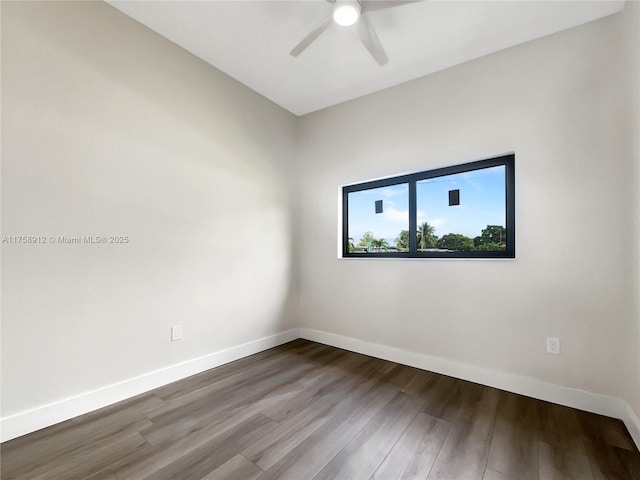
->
[4,326,639,451]
[299,328,640,450]
[0,328,300,443]
[621,401,640,450]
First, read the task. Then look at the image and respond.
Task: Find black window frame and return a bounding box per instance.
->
[342,154,515,259]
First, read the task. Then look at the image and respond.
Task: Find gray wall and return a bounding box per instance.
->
[1,1,298,416]
[297,3,640,417]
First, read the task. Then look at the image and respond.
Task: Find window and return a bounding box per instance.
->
[342,154,515,258]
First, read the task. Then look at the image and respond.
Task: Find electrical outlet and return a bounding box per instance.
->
[171,325,182,341]
[546,337,560,355]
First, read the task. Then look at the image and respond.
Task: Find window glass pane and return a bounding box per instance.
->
[347,183,409,253]
[416,166,506,252]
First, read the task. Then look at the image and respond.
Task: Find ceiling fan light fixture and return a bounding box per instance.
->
[333,1,360,27]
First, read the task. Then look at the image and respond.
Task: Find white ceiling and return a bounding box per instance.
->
[107,0,625,116]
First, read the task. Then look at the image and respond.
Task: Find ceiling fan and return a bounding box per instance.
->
[289,0,419,66]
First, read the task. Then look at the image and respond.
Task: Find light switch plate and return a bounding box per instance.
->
[171,325,182,341]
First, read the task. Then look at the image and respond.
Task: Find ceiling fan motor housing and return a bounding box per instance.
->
[333,0,361,27]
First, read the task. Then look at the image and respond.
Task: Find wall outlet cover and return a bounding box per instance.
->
[546,337,560,355]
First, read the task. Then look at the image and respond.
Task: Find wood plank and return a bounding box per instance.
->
[142,358,316,444]
[381,364,422,390]
[258,371,399,480]
[142,351,351,448]
[613,447,640,480]
[485,391,539,479]
[85,471,118,480]
[149,340,314,403]
[401,368,440,396]
[303,343,349,364]
[199,454,263,480]
[242,353,400,472]
[372,412,450,480]
[142,414,277,480]
[537,401,587,457]
[30,433,149,480]
[577,410,640,480]
[419,374,473,422]
[242,386,347,470]
[314,391,422,480]
[578,410,637,451]
[1,393,161,459]
[114,407,276,479]
[427,384,500,480]
[1,417,153,479]
[151,348,285,401]
[145,351,308,423]
[483,467,518,480]
[260,351,377,422]
[538,440,594,480]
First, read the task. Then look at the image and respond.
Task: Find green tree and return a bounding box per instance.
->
[476,242,502,251]
[395,230,409,251]
[476,225,506,248]
[417,221,437,250]
[348,237,355,253]
[437,233,474,251]
[371,238,389,252]
[357,231,376,248]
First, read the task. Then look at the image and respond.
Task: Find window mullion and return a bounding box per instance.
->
[408,179,417,254]
[342,188,350,256]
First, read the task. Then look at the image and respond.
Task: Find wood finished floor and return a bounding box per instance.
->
[2,340,639,480]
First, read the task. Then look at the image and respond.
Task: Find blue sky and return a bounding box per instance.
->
[347,166,506,244]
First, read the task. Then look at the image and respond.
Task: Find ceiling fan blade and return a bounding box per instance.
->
[361,0,421,14]
[289,15,332,57]
[357,15,388,65]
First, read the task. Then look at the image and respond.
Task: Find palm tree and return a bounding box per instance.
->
[417,221,437,250]
[371,238,389,252]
